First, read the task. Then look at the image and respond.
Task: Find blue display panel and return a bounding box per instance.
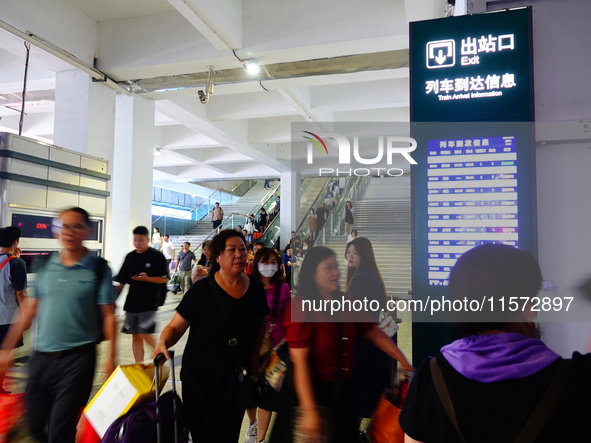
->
[426,135,519,285]
[411,123,536,321]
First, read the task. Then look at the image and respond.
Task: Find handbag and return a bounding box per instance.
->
[258,324,275,374]
[366,377,409,443]
[208,278,266,409]
[259,323,275,357]
[264,339,289,391]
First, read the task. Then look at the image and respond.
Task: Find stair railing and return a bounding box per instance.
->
[316,176,370,247]
[289,177,333,248]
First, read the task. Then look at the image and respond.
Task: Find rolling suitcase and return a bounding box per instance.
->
[102,350,188,443]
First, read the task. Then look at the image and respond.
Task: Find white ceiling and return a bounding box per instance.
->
[0,0,445,194]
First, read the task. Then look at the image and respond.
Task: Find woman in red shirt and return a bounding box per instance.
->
[273,246,413,442]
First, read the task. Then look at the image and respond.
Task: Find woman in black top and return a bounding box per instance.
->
[345,237,404,420]
[154,230,269,442]
[344,201,354,235]
[258,208,268,233]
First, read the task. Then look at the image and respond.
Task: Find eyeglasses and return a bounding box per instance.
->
[52,224,87,233]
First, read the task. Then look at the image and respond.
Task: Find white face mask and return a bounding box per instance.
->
[258,263,277,278]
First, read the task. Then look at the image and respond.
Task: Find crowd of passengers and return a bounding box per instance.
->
[1,206,589,443]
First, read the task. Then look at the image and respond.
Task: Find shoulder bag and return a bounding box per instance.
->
[208,278,265,409]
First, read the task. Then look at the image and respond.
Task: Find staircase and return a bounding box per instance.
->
[324,175,411,300]
[171,182,276,249]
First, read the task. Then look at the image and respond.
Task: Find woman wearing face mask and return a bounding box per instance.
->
[244,247,291,443]
[308,208,318,242]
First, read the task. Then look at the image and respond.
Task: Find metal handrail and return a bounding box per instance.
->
[152,187,222,226]
[168,183,280,257]
[245,184,280,228]
[258,212,281,248]
[188,187,232,220]
[187,212,254,258]
[152,185,250,236]
[221,179,257,197]
[290,177,336,248]
[316,176,369,247]
[295,177,333,229]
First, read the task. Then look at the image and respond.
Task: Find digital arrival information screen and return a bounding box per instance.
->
[426,134,519,285]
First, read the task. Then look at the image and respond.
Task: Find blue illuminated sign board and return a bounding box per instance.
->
[409,9,536,360]
[410,7,534,122]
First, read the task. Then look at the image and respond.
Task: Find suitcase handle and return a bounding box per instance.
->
[154,350,177,443]
[153,350,177,395]
[154,352,167,367]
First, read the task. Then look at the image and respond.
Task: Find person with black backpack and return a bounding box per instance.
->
[0,207,117,443]
[116,226,169,363]
[399,244,591,442]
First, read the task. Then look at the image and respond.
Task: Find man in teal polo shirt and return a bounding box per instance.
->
[0,207,117,443]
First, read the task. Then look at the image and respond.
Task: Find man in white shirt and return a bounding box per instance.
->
[161,235,175,267]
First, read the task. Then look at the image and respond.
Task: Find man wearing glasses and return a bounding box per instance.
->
[0,207,117,443]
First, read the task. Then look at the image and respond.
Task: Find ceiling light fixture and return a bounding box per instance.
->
[244,59,260,75]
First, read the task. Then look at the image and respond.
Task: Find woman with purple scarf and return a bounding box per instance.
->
[400,244,591,442]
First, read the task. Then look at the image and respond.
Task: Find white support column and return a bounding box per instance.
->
[54,70,116,158]
[53,69,120,265]
[109,94,155,276]
[280,171,300,250]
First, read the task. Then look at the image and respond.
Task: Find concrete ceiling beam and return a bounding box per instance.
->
[167,0,243,51]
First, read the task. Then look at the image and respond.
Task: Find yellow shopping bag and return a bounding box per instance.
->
[83,363,170,438]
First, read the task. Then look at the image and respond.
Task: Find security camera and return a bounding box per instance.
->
[198,90,209,104]
[197,66,215,105]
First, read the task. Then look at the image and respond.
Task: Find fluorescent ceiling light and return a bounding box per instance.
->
[244,59,260,75]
